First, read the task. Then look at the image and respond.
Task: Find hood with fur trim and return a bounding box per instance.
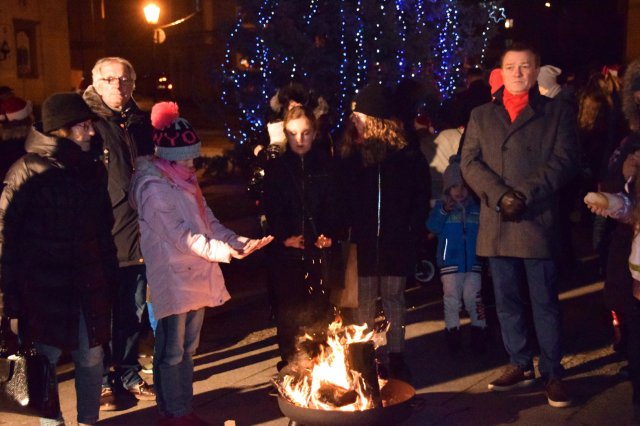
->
[82,85,141,119]
[623,58,640,131]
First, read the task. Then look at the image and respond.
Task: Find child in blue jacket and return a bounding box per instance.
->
[427,158,486,353]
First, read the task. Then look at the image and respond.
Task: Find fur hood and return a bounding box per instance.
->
[623,58,640,131]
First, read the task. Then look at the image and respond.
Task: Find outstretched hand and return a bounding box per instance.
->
[230,236,274,259]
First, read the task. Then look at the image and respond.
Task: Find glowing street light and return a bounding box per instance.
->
[144,3,160,25]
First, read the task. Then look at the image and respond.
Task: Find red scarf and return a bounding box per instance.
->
[153,157,206,221]
[502,89,529,122]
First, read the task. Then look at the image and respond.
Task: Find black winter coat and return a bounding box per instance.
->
[0,126,118,350]
[342,146,431,277]
[83,87,154,266]
[263,146,337,250]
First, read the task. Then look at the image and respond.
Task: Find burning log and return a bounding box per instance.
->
[346,341,382,408]
[316,382,358,407]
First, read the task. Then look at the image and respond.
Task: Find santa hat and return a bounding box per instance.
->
[0,95,33,122]
[151,102,201,161]
[537,65,562,98]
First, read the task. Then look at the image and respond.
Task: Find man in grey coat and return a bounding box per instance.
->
[461,43,579,408]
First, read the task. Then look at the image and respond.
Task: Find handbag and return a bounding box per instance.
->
[0,318,60,418]
[329,242,359,308]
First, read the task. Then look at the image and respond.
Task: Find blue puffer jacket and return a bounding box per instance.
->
[426,199,482,275]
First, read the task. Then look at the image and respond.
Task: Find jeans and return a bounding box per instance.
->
[441,272,486,330]
[36,311,104,425]
[153,309,205,417]
[489,257,563,379]
[104,264,147,389]
[352,276,406,353]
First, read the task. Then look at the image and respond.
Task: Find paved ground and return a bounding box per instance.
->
[1,115,637,424]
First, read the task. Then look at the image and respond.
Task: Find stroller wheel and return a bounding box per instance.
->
[415,259,435,283]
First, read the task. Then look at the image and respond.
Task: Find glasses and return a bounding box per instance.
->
[72,121,93,132]
[99,76,134,86]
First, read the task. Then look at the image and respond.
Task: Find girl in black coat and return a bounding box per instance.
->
[263,106,336,370]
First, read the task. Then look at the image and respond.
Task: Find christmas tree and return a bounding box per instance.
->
[220,0,505,147]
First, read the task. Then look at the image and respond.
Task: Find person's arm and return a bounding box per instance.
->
[511,105,580,204]
[137,182,234,263]
[0,161,31,318]
[460,111,511,209]
[426,200,449,235]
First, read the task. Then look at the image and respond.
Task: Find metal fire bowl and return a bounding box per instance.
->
[277,379,416,426]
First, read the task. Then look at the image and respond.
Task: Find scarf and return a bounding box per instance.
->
[153,157,206,221]
[502,89,529,122]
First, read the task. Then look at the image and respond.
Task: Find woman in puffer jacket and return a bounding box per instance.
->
[129,102,272,425]
[0,93,118,426]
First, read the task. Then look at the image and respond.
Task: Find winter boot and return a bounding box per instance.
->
[445,327,462,354]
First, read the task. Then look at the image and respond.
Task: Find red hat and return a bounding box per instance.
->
[0,95,33,122]
[489,68,503,95]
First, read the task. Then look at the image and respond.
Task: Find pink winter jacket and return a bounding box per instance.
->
[129,156,245,321]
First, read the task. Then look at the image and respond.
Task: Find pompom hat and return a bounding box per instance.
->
[151,102,201,161]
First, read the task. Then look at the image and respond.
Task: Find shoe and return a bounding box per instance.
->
[445,328,462,354]
[128,380,156,401]
[488,365,535,391]
[388,352,412,382]
[545,378,572,408]
[99,386,117,411]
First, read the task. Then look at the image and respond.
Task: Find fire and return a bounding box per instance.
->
[277,318,382,411]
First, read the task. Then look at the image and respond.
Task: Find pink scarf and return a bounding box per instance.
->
[153,157,206,221]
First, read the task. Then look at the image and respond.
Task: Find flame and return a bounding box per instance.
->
[278,318,379,411]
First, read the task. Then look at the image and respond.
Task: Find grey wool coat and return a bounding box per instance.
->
[460,85,579,259]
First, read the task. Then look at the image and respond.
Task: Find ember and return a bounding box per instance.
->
[275,318,383,411]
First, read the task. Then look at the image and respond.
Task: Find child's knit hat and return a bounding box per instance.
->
[151,102,201,161]
[442,156,463,194]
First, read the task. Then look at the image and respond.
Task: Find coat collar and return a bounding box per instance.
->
[492,84,550,141]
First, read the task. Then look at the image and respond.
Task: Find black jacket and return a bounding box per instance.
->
[342,146,431,276]
[0,126,118,350]
[263,146,337,250]
[83,87,154,266]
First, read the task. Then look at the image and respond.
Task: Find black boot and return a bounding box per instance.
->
[388,352,412,382]
[471,326,488,353]
[445,327,462,354]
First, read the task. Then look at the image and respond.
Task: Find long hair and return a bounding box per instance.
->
[341,114,407,166]
[623,58,640,131]
[578,72,619,131]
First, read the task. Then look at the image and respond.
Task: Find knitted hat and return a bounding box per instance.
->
[0,95,32,122]
[151,102,201,161]
[442,157,463,194]
[489,68,503,95]
[42,92,95,134]
[537,65,562,98]
[351,84,392,119]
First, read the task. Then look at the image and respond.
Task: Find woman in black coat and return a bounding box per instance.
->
[341,84,430,380]
[0,93,118,425]
[263,106,337,371]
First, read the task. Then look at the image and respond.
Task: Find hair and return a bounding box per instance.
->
[283,105,317,132]
[49,126,73,138]
[91,57,137,84]
[500,43,541,68]
[578,71,620,131]
[341,114,407,166]
[622,57,640,131]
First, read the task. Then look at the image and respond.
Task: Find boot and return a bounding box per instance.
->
[471,326,488,353]
[445,327,462,354]
[388,352,412,382]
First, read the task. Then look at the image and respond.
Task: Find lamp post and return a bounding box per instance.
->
[144,3,162,99]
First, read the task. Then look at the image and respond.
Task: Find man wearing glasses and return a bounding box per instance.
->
[83,57,156,410]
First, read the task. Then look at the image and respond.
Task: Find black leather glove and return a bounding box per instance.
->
[499,190,527,222]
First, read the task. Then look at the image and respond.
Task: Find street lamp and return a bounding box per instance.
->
[143,3,160,25]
